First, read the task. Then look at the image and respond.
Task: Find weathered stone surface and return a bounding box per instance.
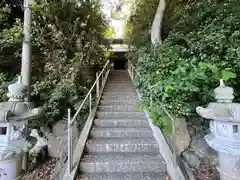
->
[29,129,48,165]
[90,127,153,138]
[102,95,139,101]
[196,80,240,180]
[77,70,167,179]
[103,88,136,93]
[46,133,78,158]
[79,172,167,180]
[0,76,44,180]
[186,121,197,137]
[94,118,149,127]
[190,137,217,165]
[80,153,166,173]
[103,92,137,97]
[21,157,58,180]
[85,138,159,153]
[46,119,79,158]
[45,133,65,158]
[174,117,191,156]
[190,137,208,157]
[52,119,79,138]
[98,105,140,112]
[182,151,201,168]
[96,111,145,119]
[100,99,139,106]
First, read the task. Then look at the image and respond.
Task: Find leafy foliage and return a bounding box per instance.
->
[0,0,110,130]
[124,0,158,47]
[0,1,10,24]
[126,0,239,133]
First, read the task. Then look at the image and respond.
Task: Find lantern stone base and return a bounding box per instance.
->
[216,152,240,180]
[0,76,44,180]
[205,134,240,180]
[0,155,22,180]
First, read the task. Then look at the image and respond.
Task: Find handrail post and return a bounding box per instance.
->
[172,123,177,168]
[67,108,72,174]
[132,68,134,79]
[101,72,104,87]
[89,93,92,114]
[131,65,133,79]
[96,72,99,98]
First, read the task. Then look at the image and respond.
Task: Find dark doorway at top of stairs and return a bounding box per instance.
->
[110,52,127,70]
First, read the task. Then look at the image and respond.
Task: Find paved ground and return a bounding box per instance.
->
[193,158,219,180]
[21,157,58,180]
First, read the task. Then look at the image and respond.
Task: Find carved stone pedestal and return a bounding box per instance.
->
[197,79,240,180]
[0,76,44,179]
[0,156,22,180]
[218,153,240,180]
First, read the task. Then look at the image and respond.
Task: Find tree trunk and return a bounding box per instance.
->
[151,0,166,45]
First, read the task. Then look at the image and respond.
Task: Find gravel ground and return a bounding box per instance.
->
[193,158,219,180]
[21,158,59,180]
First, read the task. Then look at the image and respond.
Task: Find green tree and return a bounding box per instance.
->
[0,0,110,130]
[126,0,240,133]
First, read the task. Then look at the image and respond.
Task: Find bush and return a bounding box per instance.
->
[126,0,240,134]
[0,0,110,130]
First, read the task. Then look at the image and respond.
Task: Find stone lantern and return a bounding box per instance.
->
[196,79,240,180]
[0,76,44,180]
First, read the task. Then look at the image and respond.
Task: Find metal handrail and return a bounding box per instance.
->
[70,60,110,125]
[67,60,110,174]
[127,60,177,168]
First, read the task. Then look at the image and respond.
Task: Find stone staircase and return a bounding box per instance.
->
[79,70,167,180]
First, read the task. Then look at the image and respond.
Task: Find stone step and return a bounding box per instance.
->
[106,80,130,82]
[100,100,139,106]
[105,85,133,88]
[108,76,129,78]
[98,105,140,112]
[96,112,145,119]
[109,70,128,72]
[110,70,128,74]
[107,75,129,77]
[103,92,137,97]
[85,138,159,153]
[79,172,168,180]
[108,75,129,76]
[107,80,131,82]
[104,86,134,89]
[104,88,134,92]
[107,77,132,81]
[108,74,129,76]
[109,72,128,74]
[103,89,136,93]
[105,85,132,87]
[90,127,153,138]
[108,75,129,77]
[93,119,149,127]
[102,95,139,101]
[105,81,133,88]
[108,77,129,78]
[80,153,166,173]
[106,83,132,86]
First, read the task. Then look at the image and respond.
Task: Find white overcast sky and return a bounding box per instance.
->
[100,0,133,38]
[100,0,130,19]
